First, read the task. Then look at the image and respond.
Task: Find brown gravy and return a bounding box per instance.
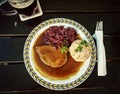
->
[33,32,84,80]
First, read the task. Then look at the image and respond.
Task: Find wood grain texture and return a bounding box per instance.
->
[0,13,120,35]
[40,0,120,12]
[0,0,120,93]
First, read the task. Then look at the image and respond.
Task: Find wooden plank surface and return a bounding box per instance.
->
[40,0,120,12]
[0,13,120,35]
[0,0,120,93]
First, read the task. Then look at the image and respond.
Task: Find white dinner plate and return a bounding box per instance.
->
[23,18,96,90]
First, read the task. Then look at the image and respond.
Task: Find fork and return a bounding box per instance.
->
[93,21,107,76]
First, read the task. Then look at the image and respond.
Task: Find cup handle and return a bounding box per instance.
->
[0,0,18,16]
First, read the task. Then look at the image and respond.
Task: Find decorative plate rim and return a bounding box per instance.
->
[23,18,96,90]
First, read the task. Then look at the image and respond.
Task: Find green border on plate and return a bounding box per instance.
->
[23,18,96,90]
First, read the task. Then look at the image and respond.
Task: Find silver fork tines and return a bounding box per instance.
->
[96,21,103,31]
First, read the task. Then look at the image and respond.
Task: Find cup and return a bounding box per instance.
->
[0,0,43,21]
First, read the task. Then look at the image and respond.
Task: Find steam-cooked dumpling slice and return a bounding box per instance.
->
[69,39,91,62]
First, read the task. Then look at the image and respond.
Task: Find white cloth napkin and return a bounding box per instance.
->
[93,23,107,76]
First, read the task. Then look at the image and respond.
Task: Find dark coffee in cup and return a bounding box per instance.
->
[8,0,37,16]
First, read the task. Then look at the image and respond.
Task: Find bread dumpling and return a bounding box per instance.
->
[69,39,91,62]
[36,45,67,68]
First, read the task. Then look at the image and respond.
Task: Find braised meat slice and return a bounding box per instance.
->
[36,45,67,68]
